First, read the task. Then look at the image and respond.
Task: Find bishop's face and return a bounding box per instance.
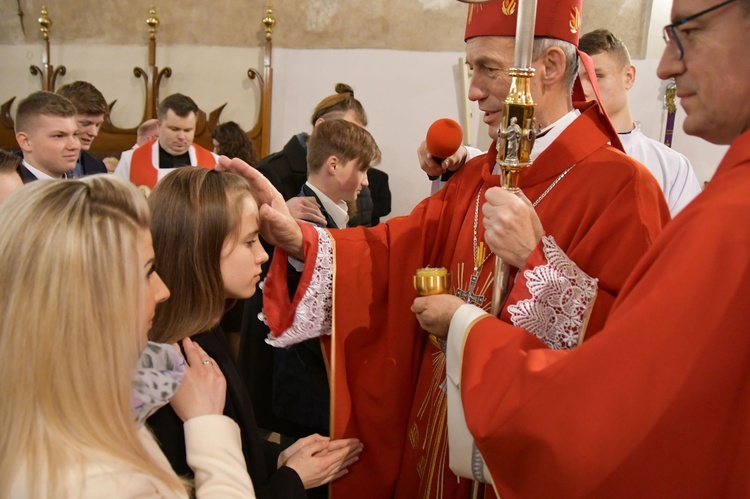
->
[465,36,546,140]
[466,36,515,140]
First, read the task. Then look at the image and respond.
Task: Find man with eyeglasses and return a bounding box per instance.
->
[414,0,750,496]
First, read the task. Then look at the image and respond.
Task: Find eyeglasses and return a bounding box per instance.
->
[662,0,737,60]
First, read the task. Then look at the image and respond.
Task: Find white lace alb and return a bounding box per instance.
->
[507,236,598,349]
[265,226,334,347]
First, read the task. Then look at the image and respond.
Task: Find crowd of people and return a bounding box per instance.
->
[2,0,749,497]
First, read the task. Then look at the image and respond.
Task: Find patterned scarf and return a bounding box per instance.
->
[131,341,186,427]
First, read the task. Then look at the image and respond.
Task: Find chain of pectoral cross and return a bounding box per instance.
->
[455,164,577,307]
[456,188,493,306]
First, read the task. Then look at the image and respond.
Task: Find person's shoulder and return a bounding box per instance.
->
[192,142,218,157]
[79,467,174,498]
[368,167,388,180]
[118,148,136,162]
[631,131,691,163]
[256,150,286,172]
[64,436,180,499]
[80,150,108,174]
[581,141,657,183]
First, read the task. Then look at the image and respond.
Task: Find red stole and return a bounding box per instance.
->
[130,140,215,188]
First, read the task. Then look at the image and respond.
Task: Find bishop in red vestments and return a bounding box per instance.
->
[229,2,670,498]
[413,0,750,496]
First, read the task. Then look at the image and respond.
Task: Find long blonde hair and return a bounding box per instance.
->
[0,176,185,497]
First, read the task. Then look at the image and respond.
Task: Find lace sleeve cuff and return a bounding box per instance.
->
[265,226,334,348]
[507,235,598,350]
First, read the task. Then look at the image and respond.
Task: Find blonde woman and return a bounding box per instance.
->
[0,176,255,498]
[147,168,362,499]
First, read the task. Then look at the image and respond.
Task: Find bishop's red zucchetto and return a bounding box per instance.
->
[464,0,583,46]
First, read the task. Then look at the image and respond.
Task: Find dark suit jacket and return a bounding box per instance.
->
[255,134,309,201]
[18,164,37,183]
[366,167,391,225]
[15,149,107,182]
[269,185,336,434]
[79,150,108,176]
[147,327,306,499]
[348,185,373,228]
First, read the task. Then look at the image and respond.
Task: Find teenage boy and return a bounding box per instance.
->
[301,119,381,230]
[14,91,80,182]
[56,81,109,177]
[266,120,380,498]
[579,29,702,215]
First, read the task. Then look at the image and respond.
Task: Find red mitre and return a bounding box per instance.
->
[462,0,623,151]
[464,0,583,45]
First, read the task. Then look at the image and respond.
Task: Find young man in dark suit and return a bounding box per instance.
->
[56,81,109,177]
[14,91,80,182]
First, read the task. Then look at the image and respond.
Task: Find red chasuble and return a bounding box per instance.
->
[459,130,750,498]
[130,140,215,188]
[264,102,669,499]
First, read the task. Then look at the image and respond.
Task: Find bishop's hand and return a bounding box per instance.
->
[482,186,543,268]
[412,294,465,339]
[217,155,304,259]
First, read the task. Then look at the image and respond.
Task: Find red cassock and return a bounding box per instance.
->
[264,102,669,499]
[460,130,750,498]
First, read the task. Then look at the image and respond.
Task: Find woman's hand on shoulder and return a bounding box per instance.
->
[169,337,226,421]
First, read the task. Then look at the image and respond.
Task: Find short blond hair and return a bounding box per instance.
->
[14,91,76,133]
[579,29,632,69]
[0,176,185,497]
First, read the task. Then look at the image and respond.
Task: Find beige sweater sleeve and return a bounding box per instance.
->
[184,415,256,498]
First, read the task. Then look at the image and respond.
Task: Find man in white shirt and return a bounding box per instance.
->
[579,28,702,215]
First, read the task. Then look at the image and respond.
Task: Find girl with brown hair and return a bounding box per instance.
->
[147,168,362,499]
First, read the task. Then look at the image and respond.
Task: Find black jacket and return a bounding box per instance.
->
[255,134,309,201]
[365,167,391,225]
[16,149,107,182]
[147,327,306,499]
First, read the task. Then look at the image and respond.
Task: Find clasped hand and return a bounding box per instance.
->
[277,434,363,489]
[482,186,544,269]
